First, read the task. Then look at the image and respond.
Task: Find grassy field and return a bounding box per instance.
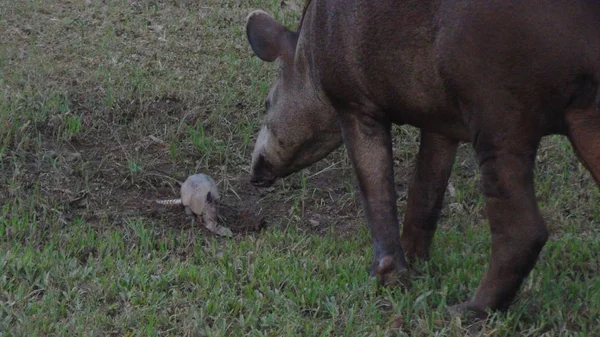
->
[1,1,599,336]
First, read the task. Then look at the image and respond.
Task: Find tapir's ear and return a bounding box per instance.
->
[246,10,297,62]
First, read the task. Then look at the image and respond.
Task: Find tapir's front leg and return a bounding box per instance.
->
[339,110,409,286]
[400,131,458,261]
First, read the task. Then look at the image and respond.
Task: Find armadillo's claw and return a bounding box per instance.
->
[213,226,233,237]
[204,220,233,238]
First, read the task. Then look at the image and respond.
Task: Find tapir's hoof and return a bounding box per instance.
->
[370,255,410,289]
[447,302,489,321]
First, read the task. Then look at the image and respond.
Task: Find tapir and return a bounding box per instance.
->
[245,0,600,317]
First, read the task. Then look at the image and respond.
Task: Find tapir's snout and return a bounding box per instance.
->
[250,152,277,188]
[250,126,279,188]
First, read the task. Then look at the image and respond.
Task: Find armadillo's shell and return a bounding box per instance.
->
[179,173,219,215]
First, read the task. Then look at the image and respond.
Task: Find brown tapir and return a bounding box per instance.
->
[245,0,600,317]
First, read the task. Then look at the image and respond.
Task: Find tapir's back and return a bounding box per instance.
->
[435,0,600,82]
[313,0,600,75]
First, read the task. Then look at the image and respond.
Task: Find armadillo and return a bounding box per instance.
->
[156,173,233,237]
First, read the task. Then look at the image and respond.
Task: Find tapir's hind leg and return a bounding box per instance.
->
[565,107,600,184]
[456,106,549,316]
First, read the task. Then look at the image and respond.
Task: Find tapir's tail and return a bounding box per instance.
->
[155,199,182,206]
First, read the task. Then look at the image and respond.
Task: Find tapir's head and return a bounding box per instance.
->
[246,10,342,187]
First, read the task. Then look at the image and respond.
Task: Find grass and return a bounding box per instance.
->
[1,0,599,336]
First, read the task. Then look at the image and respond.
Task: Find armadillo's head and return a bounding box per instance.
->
[246,10,343,188]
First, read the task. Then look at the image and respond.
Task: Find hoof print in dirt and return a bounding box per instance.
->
[156,173,233,238]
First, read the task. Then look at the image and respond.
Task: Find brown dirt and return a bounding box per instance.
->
[2,93,394,241]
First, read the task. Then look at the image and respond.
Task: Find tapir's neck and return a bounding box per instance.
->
[292,0,470,139]
[306,0,443,103]
[292,1,328,107]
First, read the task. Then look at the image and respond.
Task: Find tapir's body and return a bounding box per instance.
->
[312,0,600,139]
[245,0,600,317]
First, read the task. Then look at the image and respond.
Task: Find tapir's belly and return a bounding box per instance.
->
[378,96,467,141]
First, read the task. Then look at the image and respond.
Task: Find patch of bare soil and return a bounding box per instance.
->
[65,98,272,236]
[2,95,386,242]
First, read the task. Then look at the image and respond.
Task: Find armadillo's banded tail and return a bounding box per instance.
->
[155,199,183,205]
